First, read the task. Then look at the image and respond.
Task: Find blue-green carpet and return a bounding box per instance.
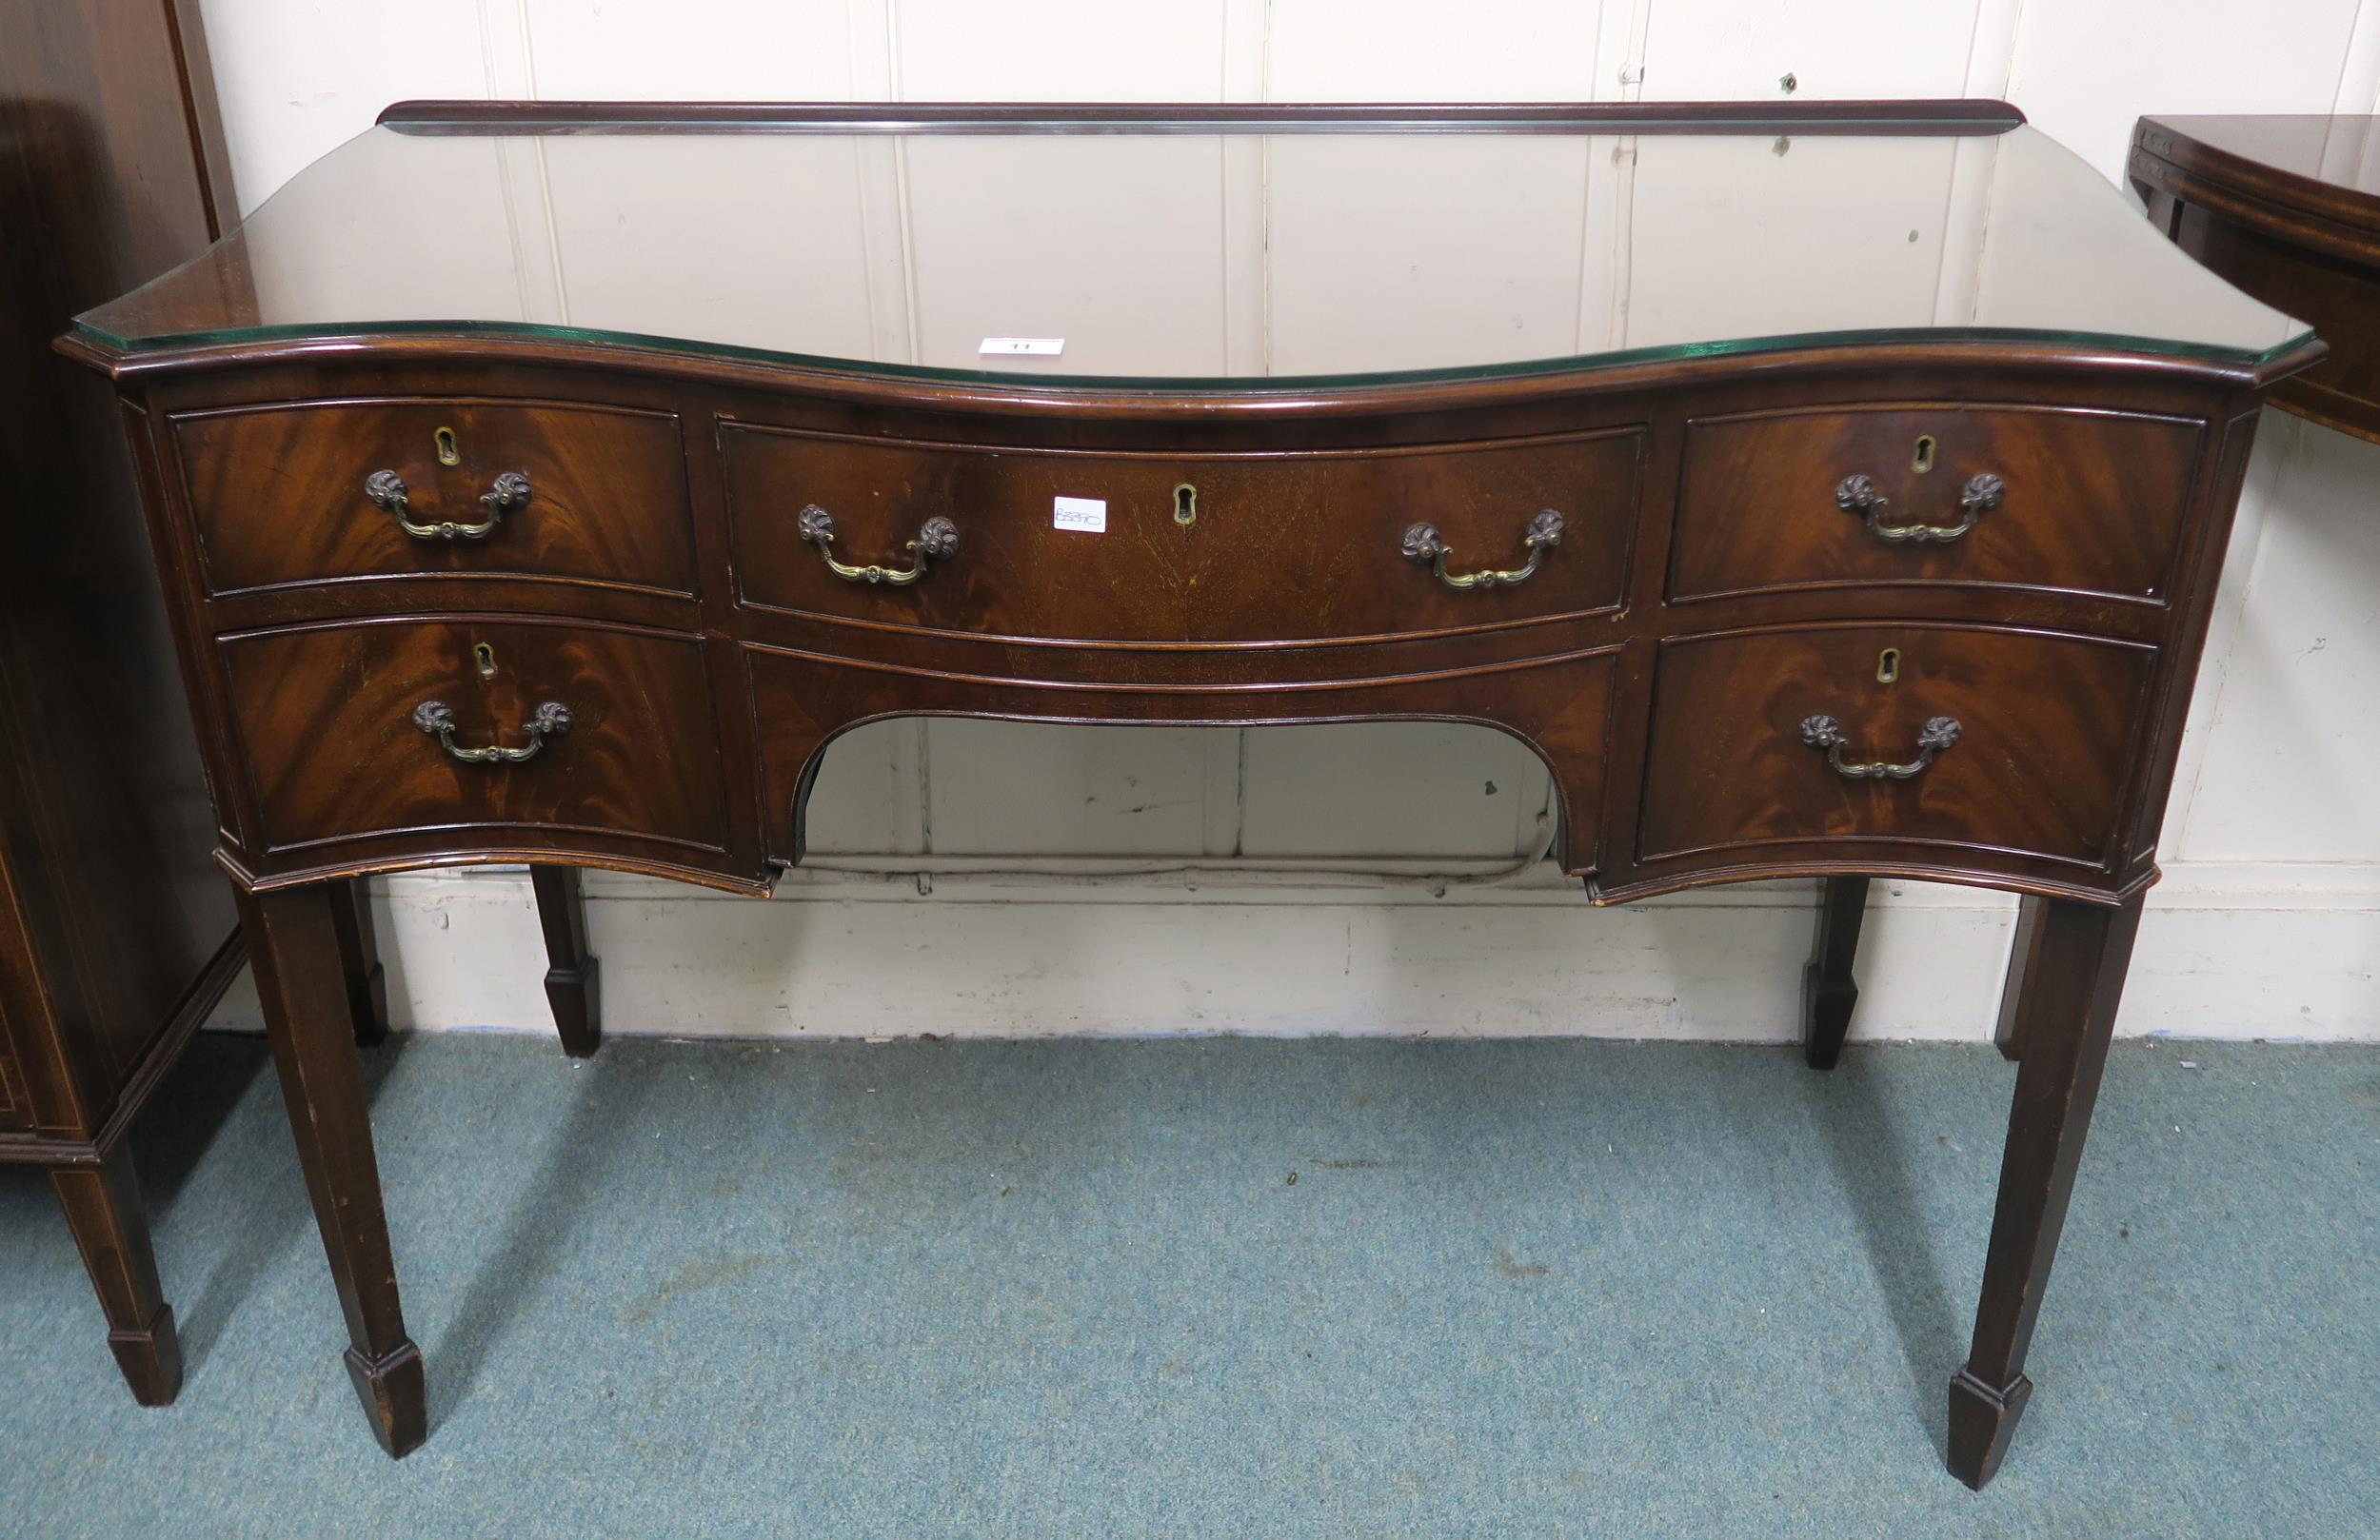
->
[3,1032,2375,1538]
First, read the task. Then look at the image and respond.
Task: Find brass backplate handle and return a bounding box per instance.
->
[414,699,572,764]
[367,468,531,542]
[1402,508,1565,589]
[797,504,960,585]
[1834,472,2003,544]
[1799,713,1961,780]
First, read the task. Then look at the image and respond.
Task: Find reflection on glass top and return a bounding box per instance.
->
[78,116,2311,385]
[2147,113,2380,202]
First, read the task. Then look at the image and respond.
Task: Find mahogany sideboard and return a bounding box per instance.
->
[2132,112,2380,445]
[62,99,2320,1489]
[1,0,247,1407]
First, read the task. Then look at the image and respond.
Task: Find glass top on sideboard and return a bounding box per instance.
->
[76,107,2312,386]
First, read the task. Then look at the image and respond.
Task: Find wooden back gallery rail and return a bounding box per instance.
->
[61,99,2321,1490]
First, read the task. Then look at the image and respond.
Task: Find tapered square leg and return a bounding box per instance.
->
[531,865,601,1058]
[1948,893,2141,1490]
[1993,897,2046,1063]
[50,1142,183,1406]
[1801,876,1870,1070]
[237,880,426,1456]
[328,878,389,1047]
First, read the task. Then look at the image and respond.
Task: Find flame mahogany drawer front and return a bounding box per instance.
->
[1637,623,2160,871]
[1669,405,2203,604]
[173,399,700,597]
[218,618,730,858]
[722,423,1643,643]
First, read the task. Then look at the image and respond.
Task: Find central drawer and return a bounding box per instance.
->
[722,423,1642,643]
[219,619,728,857]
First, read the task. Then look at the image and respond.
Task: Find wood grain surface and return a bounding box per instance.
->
[724,421,1640,644]
[221,617,728,857]
[1637,622,2156,870]
[176,398,697,596]
[1671,404,2200,604]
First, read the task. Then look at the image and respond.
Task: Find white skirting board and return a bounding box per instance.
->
[205,863,2380,1043]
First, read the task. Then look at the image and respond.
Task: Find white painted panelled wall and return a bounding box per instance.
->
[200,0,2380,1042]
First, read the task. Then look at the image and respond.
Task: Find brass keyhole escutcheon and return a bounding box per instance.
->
[1173,483,1198,526]
[1913,435,1936,474]
[474,642,498,680]
[1876,646,1901,684]
[435,426,461,466]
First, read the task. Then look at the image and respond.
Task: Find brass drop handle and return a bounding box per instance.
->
[797,504,959,585]
[1402,508,1564,590]
[1834,472,2003,544]
[413,700,571,764]
[1799,714,1961,780]
[366,468,530,542]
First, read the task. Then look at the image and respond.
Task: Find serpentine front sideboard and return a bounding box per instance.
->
[61,99,2318,1490]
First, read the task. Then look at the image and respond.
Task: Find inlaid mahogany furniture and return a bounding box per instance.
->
[2132,113,2380,444]
[1,0,243,1408]
[63,99,2317,1489]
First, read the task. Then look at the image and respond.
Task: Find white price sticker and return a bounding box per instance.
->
[1053,496,1107,533]
[980,336,1065,356]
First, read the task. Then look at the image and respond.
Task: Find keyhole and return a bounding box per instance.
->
[1913,435,1936,474]
[1173,483,1198,526]
[1876,647,1901,684]
[474,642,498,680]
[435,426,461,466]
